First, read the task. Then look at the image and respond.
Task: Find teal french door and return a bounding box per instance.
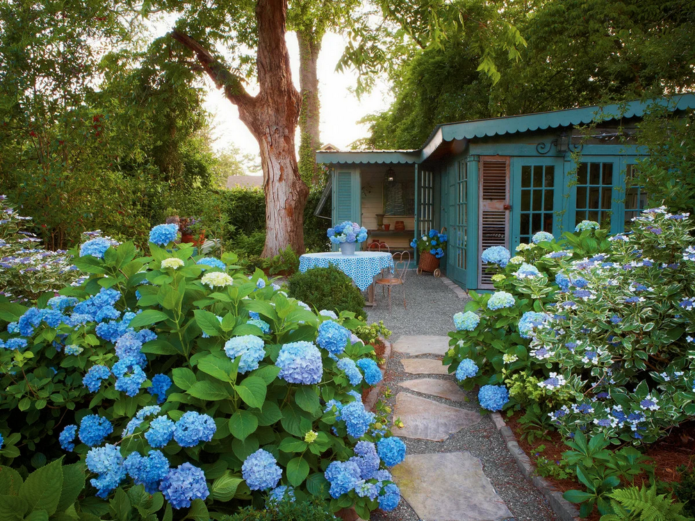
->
[567,157,622,235]
[510,157,563,249]
[447,160,468,286]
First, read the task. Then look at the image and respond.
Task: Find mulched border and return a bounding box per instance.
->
[490,412,581,521]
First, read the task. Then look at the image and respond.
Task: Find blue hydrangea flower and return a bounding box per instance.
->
[555,273,570,292]
[83,365,111,393]
[453,311,480,331]
[337,358,363,386]
[532,231,554,244]
[319,310,338,319]
[224,335,266,374]
[149,224,178,245]
[65,345,83,356]
[478,385,509,411]
[377,437,406,467]
[256,279,266,289]
[145,416,175,448]
[112,358,147,397]
[518,311,550,339]
[115,332,146,367]
[86,444,126,498]
[5,338,27,350]
[350,441,380,480]
[317,320,350,355]
[575,220,600,232]
[356,482,379,500]
[124,450,170,494]
[379,483,401,511]
[340,401,375,438]
[48,296,78,311]
[247,318,271,334]
[356,359,382,386]
[242,449,282,491]
[80,238,114,259]
[325,460,362,498]
[487,291,515,310]
[18,307,42,336]
[160,463,210,509]
[79,415,113,447]
[59,424,77,452]
[124,406,161,437]
[276,341,323,385]
[268,485,295,505]
[481,246,511,268]
[174,411,216,447]
[196,257,226,270]
[149,374,172,404]
[455,359,478,382]
[515,263,541,279]
[95,312,136,343]
[249,311,260,320]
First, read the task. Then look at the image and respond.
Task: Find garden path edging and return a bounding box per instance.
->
[490,412,580,521]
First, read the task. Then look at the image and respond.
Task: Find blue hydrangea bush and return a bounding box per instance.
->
[0,225,403,519]
[445,208,695,447]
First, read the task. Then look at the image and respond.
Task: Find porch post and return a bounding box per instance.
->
[466,155,480,291]
[414,163,419,263]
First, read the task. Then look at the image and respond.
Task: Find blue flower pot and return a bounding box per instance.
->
[340,242,357,256]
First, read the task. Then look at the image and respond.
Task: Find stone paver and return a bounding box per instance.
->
[399,378,467,402]
[393,392,480,441]
[401,358,450,375]
[392,452,513,521]
[393,335,450,356]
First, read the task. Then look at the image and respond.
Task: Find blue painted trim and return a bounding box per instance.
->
[316,151,418,165]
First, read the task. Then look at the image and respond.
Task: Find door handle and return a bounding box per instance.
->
[503,204,512,211]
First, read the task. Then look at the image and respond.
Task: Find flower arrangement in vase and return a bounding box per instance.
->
[328,221,368,255]
[411,229,448,274]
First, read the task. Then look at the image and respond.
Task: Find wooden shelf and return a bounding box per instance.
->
[368,229,413,235]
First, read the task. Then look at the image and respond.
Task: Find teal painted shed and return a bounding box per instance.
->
[316,95,695,291]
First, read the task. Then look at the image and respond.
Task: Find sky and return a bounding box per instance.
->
[200,32,394,172]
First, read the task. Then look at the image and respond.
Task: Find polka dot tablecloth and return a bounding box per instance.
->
[298,252,394,291]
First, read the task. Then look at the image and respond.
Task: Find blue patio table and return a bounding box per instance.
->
[298,251,394,306]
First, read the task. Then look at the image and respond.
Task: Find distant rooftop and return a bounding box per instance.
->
[226,175,263,190]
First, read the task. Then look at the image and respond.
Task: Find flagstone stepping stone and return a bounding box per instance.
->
[393,392,480,441]
[393,335,450,356]
[401,358,450,375]
[392,452,513,521]
[399,378,467,402]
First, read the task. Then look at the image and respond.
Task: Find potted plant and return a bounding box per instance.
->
[411,229,447,276]
[328,221,368,255]
[181,217,205,246]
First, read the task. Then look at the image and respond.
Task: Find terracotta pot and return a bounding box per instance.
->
[181,233,195,244]
[394,220,405,231]
[383,224,391,231]
[336,507,360,521]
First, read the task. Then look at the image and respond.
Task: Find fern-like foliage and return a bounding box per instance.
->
[600,485,693,521]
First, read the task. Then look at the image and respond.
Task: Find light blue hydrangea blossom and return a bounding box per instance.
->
[481,246,511,268]
[515,263,541,279]
[575,220,600,232]
[276,341,323,385]
[196,257,226,270]
[356,358,382,386]
[59,424,78,452]
[340,400,375,438]
[532,231,554,244]
[79,415,113,447]
[160,462,209,509]
[316,320,350,355]
[148,374,172,404]
[242,449,282,491]
[224,335,266,373]
[487,291,516,310]
[124,450,169,494]
[478,385,509,411]
[518,311,550,339]
[145,416,175,448]
[377,437,406,467]
[80,237,117,259]
[149,224,178,245]
[337,358,363,386]
[83,365,111,392]
[268,485,295,505]
[324,460,362,498]
[86,444,126,498]
[173,411,216,447]
[455,359,478,382]
[453,311,480,331]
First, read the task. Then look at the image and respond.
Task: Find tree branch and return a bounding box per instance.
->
[170,29,255,109]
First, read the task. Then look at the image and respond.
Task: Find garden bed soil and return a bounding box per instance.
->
[507,413,695,520]
[371,339,386,358]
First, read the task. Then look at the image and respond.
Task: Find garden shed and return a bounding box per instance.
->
[316,95,695,291]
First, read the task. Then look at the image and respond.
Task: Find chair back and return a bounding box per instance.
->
[367,241,390,253]
[392,251,411,281]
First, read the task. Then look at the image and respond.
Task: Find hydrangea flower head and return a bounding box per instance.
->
[148,374,172,404]
[325,460,361,498]
[575,220,600,232]
[124,405,162,437]
[478,385,509,411]
[481,246,511,268]
[86,444,126,498]
[247,318,271,334]
[337,358,363,386]
[149,224,178,246]
[518,311,550,339]
[201,272,234,288]
[350,441,380,479]
[317,320,350,355]
[161,258,184,270]
[532,231,554,244]
[196,257,226,270]
[455,359,478,381]
[268,486,295,505]
[379,483,401,511]
[145,416,175,448]
[80,237,117,259]
[124,450,169,494]
[377,437,406,467]
[83,365,111,393]
[515,263,541,279]
[319,310,338,320]
[79,415,113,447]
[112,358,146,397]
[487,291,515,311]
[555,273,570,292]
[224,335,266,373]
[356,358,382,386]
[276,341,323,385]
[60,424,77,452]
[340,400,375,438]
[160,463,209,509]
[174,411,216,447]
[242,449,282,491]
[453,311,480,331]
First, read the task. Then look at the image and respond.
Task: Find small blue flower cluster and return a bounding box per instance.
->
[376,437,406,467]
[340,400,375,438]
[276,341,323,385]
[79,415,113,447]
[124,406,161,437]
[337,358,363,386]
[478,385,509,411]
[115,332,147,367]
[515,262,541,279]
[148,374,172,404]
[453,311,480,331]
[518,311,550,339]
[86,444,126,498]
[80,237,117,259]
[328,221,368,244]
[532,231,554,244]
[112,358,147,397]
[487,291,515,311]
[224,335,266,373]
[174,411,217,447]
[145,416,175,448]
[242,449,282,491]
[481,246,511,268]
[575,220,600,232]
[124,450,169,494]
[317,320,350,355]
[83,365,111,392]
[149,224,178,246]
[356,358,382,386]
[268,485,295,505]
[160,462,210,509]
[325,460,362,498]
[455,359,478,382]
[59,424,78,452]
[196,257,226,270]
[555,273,570,292]
[350,441,381,479]
[247,318,271,334]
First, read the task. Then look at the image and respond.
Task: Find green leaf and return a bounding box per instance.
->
[229,411,259,441]
[110,488,131,521]
[56,463,85,513]
[24,509,49,521]
[251,365,281,385]
[18,457,64,515]
[172,368,197,391]
[128,310,170,329]
[210,472,243,502]
[185,499,209,521]
[197,356,234,382]
[162,504,173,521]
[255,401,283,426]
[194,310,224,337]
[306,473,329,497]
[563,489,594,504]
[0,467,23,495]
[286,457,310,487]
[232,437,259,462]
[0,495,27,520]
[278,437,307,453]
[141,339,179,355]
[235,377,267,409]
[295,387,320,414]
[187,381,229,401]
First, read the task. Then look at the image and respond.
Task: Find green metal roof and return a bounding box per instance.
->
[315,94,695,165]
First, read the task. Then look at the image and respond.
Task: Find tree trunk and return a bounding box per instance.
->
[297,29,322,185]
[171,0,309,258]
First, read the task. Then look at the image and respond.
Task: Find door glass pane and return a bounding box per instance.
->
[545,166,555,187]
[533,166,543,187]
[544,190,553,211]
[577,164,588,184]
[576,162,615,228]
[590,163,601,184]
[577,187,587,208]
[522,166,531,187]
[602,163,613,185]
[533,190,542,211]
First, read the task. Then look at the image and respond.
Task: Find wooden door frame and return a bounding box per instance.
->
[478,156,510,289]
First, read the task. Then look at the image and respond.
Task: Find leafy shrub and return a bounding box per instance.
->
[673,466,695,518]
[0,228,402,519]
[354,322,391,346]
[233,232,267,258]
[288,266,366,320]
[600,485,690,521]
[223,497,336,520]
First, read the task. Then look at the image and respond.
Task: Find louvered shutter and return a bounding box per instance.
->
[478,157,509,289]
[332,169,360,227]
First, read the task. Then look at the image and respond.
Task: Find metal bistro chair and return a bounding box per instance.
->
[376,251,410,313]
[368,241,392,280]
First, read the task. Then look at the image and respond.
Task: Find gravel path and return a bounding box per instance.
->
[364,276,556,521]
